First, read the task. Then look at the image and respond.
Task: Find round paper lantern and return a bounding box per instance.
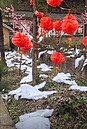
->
[35,11,44,19]
[30,0,33,5]
[40,17,53,31]
[53,20,62,31]
[47,0,62,7]
[50,52,65,65]
[63,14,77,21]
[82,36,87,47]
[21,41,33,51]
[61,19,78,34]
[12,32,33,50]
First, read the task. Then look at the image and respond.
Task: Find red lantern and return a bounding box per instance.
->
[12,32,33,50]
[82,36,87,47]
[53,20,62,31]
[21,41,33,51]
[61,19,78,34]
[63,14,77,21]
[47,0,62,7]
[30,0,33,5]
[50,52,65,65]
[40,17,53,31]
[35,11,44,19]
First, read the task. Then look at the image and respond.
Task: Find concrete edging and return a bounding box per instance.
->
[0,92,16,129]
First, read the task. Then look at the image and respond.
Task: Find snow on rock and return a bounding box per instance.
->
[8,82,57,100]
[16,109,53,129]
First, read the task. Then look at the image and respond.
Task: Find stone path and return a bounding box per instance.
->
[0,92,16,129]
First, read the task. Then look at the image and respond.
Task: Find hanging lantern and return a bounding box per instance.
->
[46,0,62,7]
[53,20,62,31]
[30,0,33,5]
[21,41,33,51]
[50,52,65,65]
[68,36,72,42]
[12,32,33,50]
[61,19,78,34]
[62,14,78,34]
[40,17,53,31]
[82,36,87,48]
[35,11,44,19]
[63,14,77,21]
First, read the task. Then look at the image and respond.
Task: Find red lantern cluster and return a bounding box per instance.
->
[35,11,44,19]
[53,20,62,31]
[50,52,65,65]
[82,36,87,47]
[12,33,33,51]
[62,14,78,34]
[40,17,53,31]
[46,0,62,7]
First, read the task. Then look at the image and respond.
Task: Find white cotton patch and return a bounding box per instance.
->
[8,82,57,100]
[16,117,50,129]
[16,109,54,129]
[20,73,32,83]
[75,55,84,68]
[37,63,53,71]
[38,50,47,58]
[69,85,87,91]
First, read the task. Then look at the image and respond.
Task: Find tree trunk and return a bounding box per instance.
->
[85,0,87,6]
[32,0,39,85]
[0,9,5,63]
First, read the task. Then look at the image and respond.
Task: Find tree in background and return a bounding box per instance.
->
[2,0,87,85]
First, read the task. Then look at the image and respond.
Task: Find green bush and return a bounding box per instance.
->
[0,79,9,93]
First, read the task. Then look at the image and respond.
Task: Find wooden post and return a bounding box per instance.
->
[84,0,87,37]
[84,23,87,36]
[32,0,39,85]
[0,9,5,63]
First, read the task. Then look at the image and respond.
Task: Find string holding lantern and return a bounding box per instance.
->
[46,0,63,7]
[53,20,62,31]
[40,17,53,31]
[50,52,65,69]
[61,14,78,34]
